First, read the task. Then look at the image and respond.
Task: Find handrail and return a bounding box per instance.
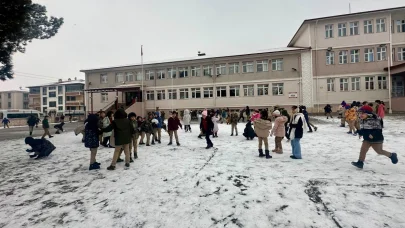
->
[102,100,116,111]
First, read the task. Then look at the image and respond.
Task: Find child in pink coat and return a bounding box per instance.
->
[270,110,288,154]
[250,110,261,122]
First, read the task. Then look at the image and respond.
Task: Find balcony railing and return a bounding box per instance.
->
[65,91,83,96]
[65,101,84,106]
[28,93,40,97]
[29,103,41,107]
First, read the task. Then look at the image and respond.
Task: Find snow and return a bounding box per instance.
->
[0,116,404,228]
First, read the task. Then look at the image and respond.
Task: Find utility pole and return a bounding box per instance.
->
[349,3,351,13]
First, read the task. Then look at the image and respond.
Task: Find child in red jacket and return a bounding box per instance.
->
[168,111,182,146]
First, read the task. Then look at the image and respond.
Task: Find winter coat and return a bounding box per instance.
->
[130,119,140,135]
[102,117,112,137]
[103,111,134,146]
[25,137,56,158]
[27,116,38,126]
[155,112,163,128]
[289,113,307,139]
[140,119,154,134]
[221,111,227,119]
[271,116,287,137]
[243,121,256,139]
[377,104,385,119]
[42,119,50,129]
[168,117,182,131]
[345,108,357,121]
[85,114,101,148]
[2,118,10,124]
[358,114,384,143]
[250,112,261,122]
[324,105,332,113]
[200,117,214,135]
[230,113,239,125]
[212,116,220,132]
[183,109,191,125]
[254,119,272,138]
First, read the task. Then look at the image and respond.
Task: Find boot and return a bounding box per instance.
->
[275,149,283,154]
[351,160,364,169]
[168,142,172,145]
[176,142,180,146]
[314,127,318,131]
[130,157,134,163]
[134,152,138,159]
[125,163,130,168]
[258,149,265,157]
[231,133,233,136]
[49,136,54,138]
[107,165,116,170]
[340,124,345,127]
[89,163,100,170]
[116,157,124,163]
[390,153,398,164]
[29,132,32,136]
[158,140,161,144]
[198,135,202,139]
[265,150,272,159]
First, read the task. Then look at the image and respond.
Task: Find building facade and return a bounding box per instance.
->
[0,90,29,109]
[82,6,405,114]
[28,78,85,115]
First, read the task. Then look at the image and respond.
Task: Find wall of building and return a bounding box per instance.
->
[0,91,28,109]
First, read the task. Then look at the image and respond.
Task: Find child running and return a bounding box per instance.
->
[253,110,272,159]
[200,110,214,149]
[351,105,398,169]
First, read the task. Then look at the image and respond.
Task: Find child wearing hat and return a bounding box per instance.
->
[270,110,288,154]
[200,110,214,149]
[351,105,398,169]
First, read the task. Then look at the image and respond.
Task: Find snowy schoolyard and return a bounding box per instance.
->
[0,117,404,228]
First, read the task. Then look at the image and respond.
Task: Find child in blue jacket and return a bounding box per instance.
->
[2,118,10,128]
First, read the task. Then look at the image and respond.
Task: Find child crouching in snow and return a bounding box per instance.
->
[84,114,102,170]
[25,137,56,159]
[351,105,398,169]
[253,110,272,159]
[270,110,287,154]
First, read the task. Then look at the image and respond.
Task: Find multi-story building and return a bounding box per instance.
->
[82,6,405,114]
[0,90,29,109]
[27,78,85,115]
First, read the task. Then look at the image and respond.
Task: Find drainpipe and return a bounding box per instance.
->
[388,13,393,113]
[315,20,319,113]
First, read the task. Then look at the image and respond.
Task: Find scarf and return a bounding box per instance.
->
[290,113,307,140]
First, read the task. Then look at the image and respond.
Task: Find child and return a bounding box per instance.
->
[253,110,272,159]
[200,110,214,149]
[2,117,10,128]
[138,117,145,144]
[151,115,159,145]
[351,105,398,169]
[155,111,163,143]
[338,101,347,127]
[324,104,333,119]
[168,111,182,146]
[270,110,287,154]
[140,114,154,146]
[25,136,56,159]
[183,109,191,132]
[128,112,139,159]
[300,106,317,132]
[345,104,357,135]
[288,106,307,159]
[212,113,220,137]
[243,121,256,140]
[41,115,53,139]
[250,109,261,122]
[376,100,385,128]
[281,109,291,142]
[230,110,239,136]
[100,111,113,147]
[27,115,39,136]
[84,114,102,170]
[103,109,134,170]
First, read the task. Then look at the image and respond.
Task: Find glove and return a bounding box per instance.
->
[26,149,33,152]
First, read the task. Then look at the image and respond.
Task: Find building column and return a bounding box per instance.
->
[300,51,314,109]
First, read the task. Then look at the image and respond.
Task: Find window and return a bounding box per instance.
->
[58,106,63,111]
[29,87,40,94]
[271,59,283,71]
[325,24,333,38]
[229,86,240,97]
[351,77,360,91]
[256,60,268,72]
[156,90,165,100]
[350,21,359,35]
[338,23,347,37]
[377,47,386,61]
[179,68,188,78]
[396,20,405,33]
[157,70,165,80]
[101,93,108,102]
[136,72,143,81]
[272,83,284,95]
[340,78,349,91]
[257,84,269,96]
[364,20,373,34]
[327,78,335,92]
[203,66,212,76]
[125,72,134,82]
[243,85,254,96]
[168,68,176,78]
[326,51,335,65]
[146,91,154,100]
[364,48,374,62]
[66,96,76,101]
[49,92,56,97]
[116,73,124,83]
[49,86,56,90]
[23,103,28,109]
[339,50,348,64]
[216,86,227,97]
[179,88,189,99]
[378,76,387,90]
[191,88,201,98]
[49,101,56,107]
[101,74,108,84]
[58,86,63,94]
[376,18,386,32]
[350,49,360,63]
[42,87,47,95]
[42,97,47,105]
[242,62,254,73]
[65,84,84,92]
[58,96,63,104]
[203,87,213,98]
[191,66,201,77]
[398,47,405,61]
[365,76,375,90]
[7,93,11,99]
[146,70,154,80]
[168,89,177,99]
[229,63,239,74]
[216,64,226,75]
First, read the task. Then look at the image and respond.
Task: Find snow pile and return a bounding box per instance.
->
[0,117,404,228]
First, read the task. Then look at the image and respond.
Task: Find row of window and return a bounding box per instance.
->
[326,47,405,64]
[0,102,12,109]
[326,76,387,92]
[0,93,12,99]
[100,59,285,83]
[325,19,405,38]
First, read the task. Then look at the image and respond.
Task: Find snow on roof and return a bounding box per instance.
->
[26,79,85,88]
[80,47,307,72]
[0,89,29,93]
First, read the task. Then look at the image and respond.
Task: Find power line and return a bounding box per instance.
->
[14,71,56,79]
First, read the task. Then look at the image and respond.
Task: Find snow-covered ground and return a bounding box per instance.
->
[0,117,404,228]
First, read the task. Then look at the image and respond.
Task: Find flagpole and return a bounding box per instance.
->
[141,45,144,117]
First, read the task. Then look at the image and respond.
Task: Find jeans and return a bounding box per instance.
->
[205,132,213,146]
[291,138,302,159]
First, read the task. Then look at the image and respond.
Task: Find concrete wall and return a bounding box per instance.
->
[0,91,28,109]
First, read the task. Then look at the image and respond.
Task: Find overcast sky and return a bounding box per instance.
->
[1,0,404,91]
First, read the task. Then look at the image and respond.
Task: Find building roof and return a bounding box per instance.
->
[26,79,85,88]
[288,6,405,47]
[80,47,307,72]
[0,88,29,93]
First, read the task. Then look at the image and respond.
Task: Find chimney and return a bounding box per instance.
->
[68,78,71,82]
[74,77,77,80]
[58,79,62,83]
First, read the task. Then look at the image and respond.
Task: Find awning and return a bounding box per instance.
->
[85,83,143,92]
[384,63,405,75]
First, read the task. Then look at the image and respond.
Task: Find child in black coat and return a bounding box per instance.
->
[243,121,256,140]
[25,137,56,159]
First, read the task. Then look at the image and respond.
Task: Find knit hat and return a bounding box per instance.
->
[341,101,347,106]
[359,105,373,114]
[202,110,207,116]
[273,110,280,116]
